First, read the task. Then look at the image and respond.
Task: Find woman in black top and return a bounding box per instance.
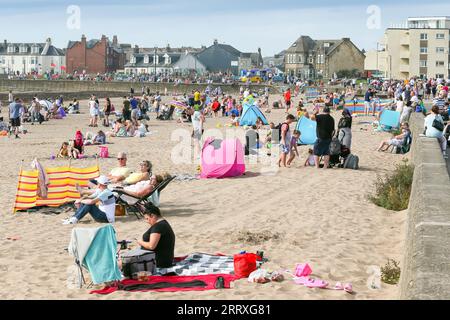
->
[137,203,175,268]
[337,109,352,150]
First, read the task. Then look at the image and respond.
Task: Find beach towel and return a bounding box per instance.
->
[344,99,393,114]
[380,110,401,128]
[68,225,122,285]
[90,274,237,294]
[157,253,235,276]
[13,165,100,213]
[30,158,49,199]
[295,116,317,145]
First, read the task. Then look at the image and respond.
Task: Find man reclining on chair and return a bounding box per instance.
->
[63,175,116,225]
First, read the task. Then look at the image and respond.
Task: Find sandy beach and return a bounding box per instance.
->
[0,94,408,300]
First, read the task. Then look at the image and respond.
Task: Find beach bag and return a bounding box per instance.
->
[99,146,109,158]
[115,204,126,217]
[343,154,359,170]
[432,118,444,132]
[329,137,341,156]
[121,249,156,278]
[233,253,259,278]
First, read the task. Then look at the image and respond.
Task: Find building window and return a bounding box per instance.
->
[420,33,428,40]
[436,74,445,79]
[436,61,445,67]
[437,47,445,54]
[436,33,445,40]
[297,55,302,63]
[420,47,428,54]
[420,60,427,67]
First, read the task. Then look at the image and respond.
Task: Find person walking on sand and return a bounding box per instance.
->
[278,114,296,167]
[89,95,99,127]
[284,88,292,114]
[9,97,22,139]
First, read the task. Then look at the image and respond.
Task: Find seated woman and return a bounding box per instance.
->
[122,160,153,186]
[68,140,81,159]
[108,119,128,137]
[62,175,115,225]
[125,120,136,137]
[424,105,447,158]
[136,203,175,268]
[377,122,410,152]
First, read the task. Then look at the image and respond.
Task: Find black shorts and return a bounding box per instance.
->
[286,100,291,107]
[314,138,332,156]
[10,117,20,127]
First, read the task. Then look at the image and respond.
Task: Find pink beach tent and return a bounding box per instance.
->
[200,138,245,179]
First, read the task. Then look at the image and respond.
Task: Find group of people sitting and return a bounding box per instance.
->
[62,152,170,225]
[57,130,107,159]
[62,151,175,269]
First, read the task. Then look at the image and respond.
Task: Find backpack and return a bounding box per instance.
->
[343,154,359,170]
[329,137,342,156]
[273,122,288,144]
[121,249,156,279]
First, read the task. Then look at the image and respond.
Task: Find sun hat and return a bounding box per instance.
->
[95,175,110,185]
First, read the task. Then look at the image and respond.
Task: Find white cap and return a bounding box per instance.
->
[95,175,110,185]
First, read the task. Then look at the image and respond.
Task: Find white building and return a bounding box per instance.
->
[365,17,450,79]
[0,38,65,75]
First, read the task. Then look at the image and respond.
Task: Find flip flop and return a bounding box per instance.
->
[344,283,353,293]
[304,278,329,289]
[334,282,344,290]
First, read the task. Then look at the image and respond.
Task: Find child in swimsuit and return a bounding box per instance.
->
[304,148,316,167]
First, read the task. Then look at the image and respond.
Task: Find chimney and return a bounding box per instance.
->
[113,35,118,46]
[134,45,139,54]
[81,34,86,44]
[46,38,52,45]
[4,40,6,46]
[213,39,218,45]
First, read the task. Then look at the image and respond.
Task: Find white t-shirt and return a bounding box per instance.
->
[192,111,203,132]
[396,101,404,113]
[89,100,98,116]
[93,189,116,223]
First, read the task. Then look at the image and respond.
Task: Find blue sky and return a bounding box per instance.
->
[1,0,449,56]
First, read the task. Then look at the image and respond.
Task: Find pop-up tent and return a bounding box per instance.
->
[239,104,269,127]
[200,138,245,179]
[295,116,317,145]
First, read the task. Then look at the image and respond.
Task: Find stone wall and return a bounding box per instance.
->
[0,80,280,102]
[400,113,450,299]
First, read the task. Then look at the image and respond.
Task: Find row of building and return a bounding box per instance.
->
[3,16,448,80]
[0,34,365,79]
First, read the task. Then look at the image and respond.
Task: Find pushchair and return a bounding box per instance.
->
[157,106,175,120]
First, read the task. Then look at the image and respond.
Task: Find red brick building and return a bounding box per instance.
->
[66,35,126,74]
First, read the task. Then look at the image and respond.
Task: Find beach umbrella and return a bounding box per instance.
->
[169,100,188,110]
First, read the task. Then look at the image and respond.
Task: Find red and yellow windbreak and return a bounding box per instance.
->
[13,166,100,213]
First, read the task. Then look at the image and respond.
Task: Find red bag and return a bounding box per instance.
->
[233,253,260,278]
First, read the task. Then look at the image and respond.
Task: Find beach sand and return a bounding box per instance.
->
[0,94,408,299]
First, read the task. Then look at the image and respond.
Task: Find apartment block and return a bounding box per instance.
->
[366,17,450,79]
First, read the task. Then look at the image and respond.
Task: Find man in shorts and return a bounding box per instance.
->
[312,106,335,169]
[9,97,22,139]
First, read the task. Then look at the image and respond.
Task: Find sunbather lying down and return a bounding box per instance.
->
[113,173,171,204]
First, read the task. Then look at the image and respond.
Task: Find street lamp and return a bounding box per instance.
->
[154,46,157,80]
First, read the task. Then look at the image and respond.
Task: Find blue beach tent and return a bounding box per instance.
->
[239,104,269,126]
[295,116,317,145]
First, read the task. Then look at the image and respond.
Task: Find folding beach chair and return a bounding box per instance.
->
[68,224,122,288]
[114,175,176,219]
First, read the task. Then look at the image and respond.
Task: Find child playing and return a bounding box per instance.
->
[304,148,316,167]
[69,140,81,159]
[287,130,301,166]
[57,142,70,158]
[230,114,239,126]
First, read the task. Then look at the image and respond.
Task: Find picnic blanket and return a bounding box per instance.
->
[90,274,237,294]
[157,253,235,276]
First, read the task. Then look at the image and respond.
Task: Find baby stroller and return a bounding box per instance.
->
[328,137,351,168]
